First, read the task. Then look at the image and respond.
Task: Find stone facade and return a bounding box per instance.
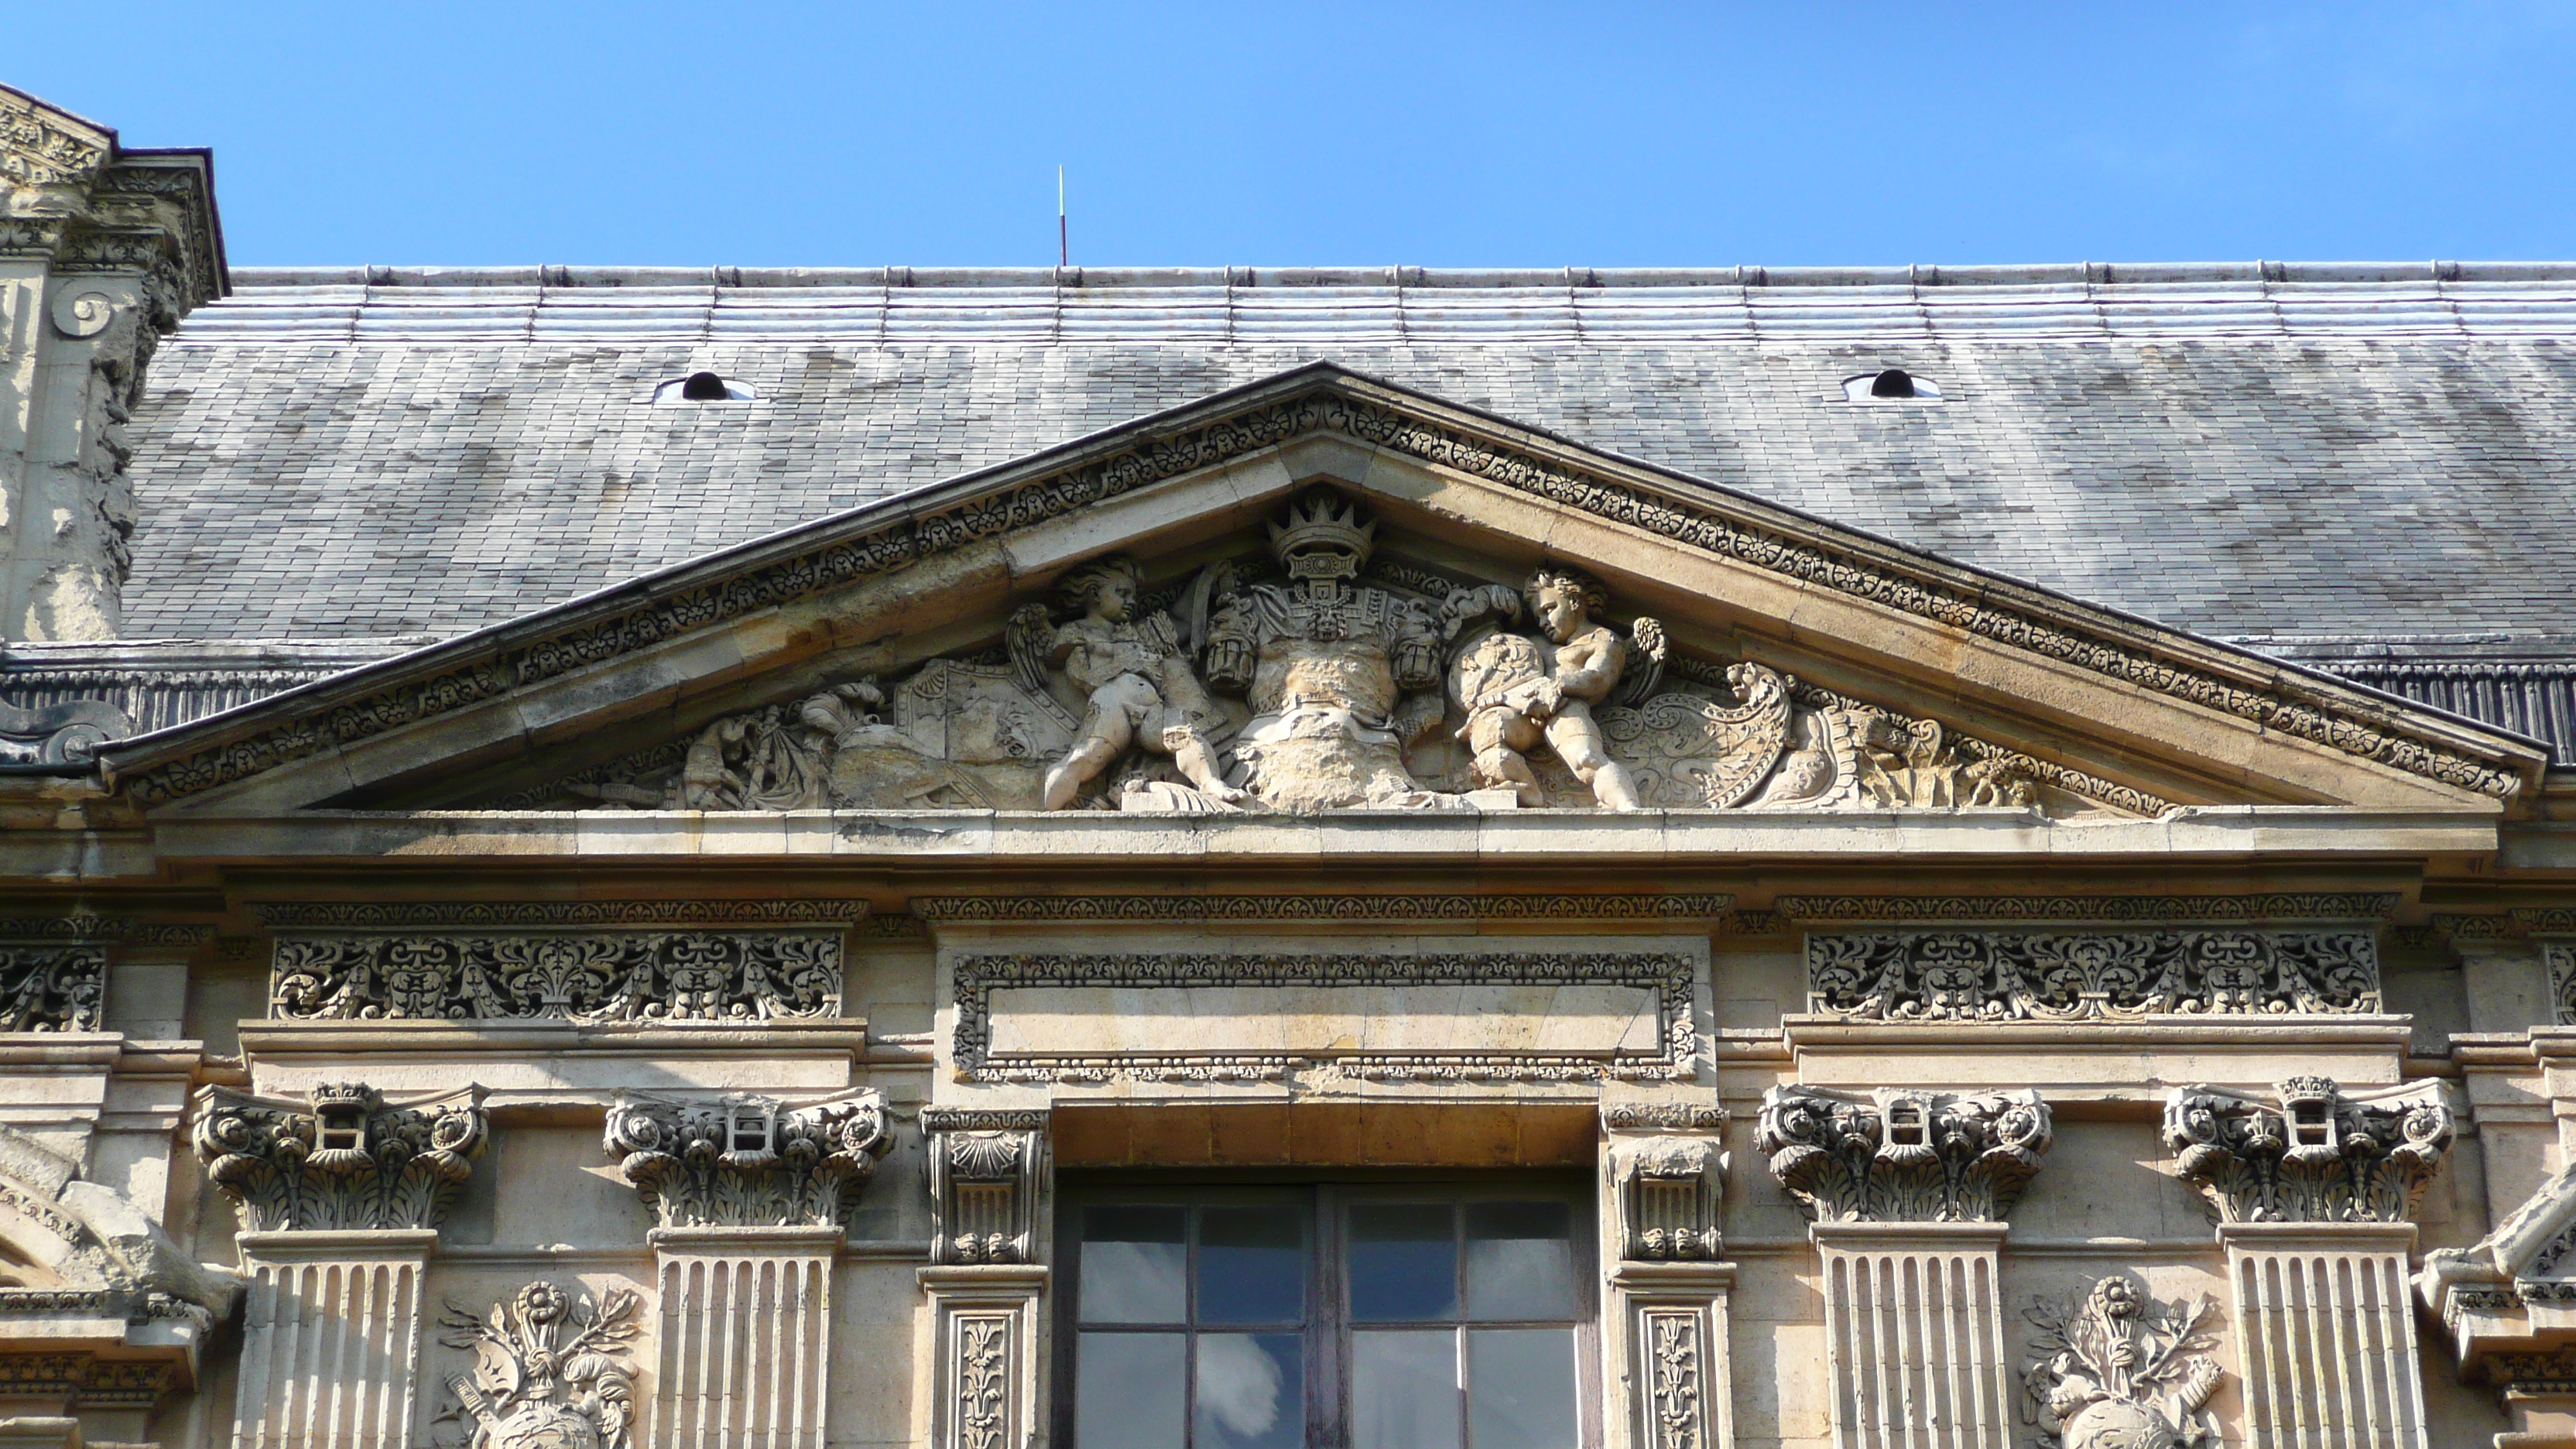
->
[9,85,2576,1449]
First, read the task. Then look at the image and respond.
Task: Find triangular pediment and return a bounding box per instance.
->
[99,364,2547,821]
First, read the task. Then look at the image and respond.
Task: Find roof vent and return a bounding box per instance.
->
[1844,369,1941,402]
[654,372,756,404]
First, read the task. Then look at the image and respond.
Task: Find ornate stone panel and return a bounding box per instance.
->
[0,943,105,1033]
[2161,1077,2453,1223]
[951,950,1697,1084]
[1804,927,2382,1022]
[2019,1276,2223,1449]
[1757,1087,2054,1223]
[2543,940,2576,1026]
[1602,1104,1737,1449]
[193,1082,488,1232]
[923,1108,1048,1266]
[605,1088,891,1228]
[438,1279,642,1449]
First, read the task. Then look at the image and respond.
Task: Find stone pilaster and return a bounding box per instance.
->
[1759,1085,2053,1449]
[2164,1076,2455,1449]
[194,1081,487,1449]
[1602,1104,1735,1449]
[0,87,224,642]
[602,1088,889,1448]
[922,1108,1049,1449]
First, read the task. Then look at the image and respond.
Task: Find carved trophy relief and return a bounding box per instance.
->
[531,485,2155,818]
[439,1281,641,1449]
[2020,1276,2223,1449]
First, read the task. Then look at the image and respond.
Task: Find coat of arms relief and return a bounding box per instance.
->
[543,486,2141,817]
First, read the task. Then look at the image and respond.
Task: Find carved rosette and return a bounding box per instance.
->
[2161,1076,2453,1224]
[1606,1105,1728,1262]
[1757,1085,2053,1223]
[1806,927,2382,1022]
[439,1281,642,1449]
[2020,1276,2223,1449]
[604,1088,890,1228]
[923,1108,1048,1266]
[192,1081,489,1231]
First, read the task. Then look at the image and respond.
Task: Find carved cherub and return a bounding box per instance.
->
[1008,555,1246,810]
[1449,567,1660,810]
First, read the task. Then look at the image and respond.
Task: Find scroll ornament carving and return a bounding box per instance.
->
[549,488,2057,818]
[0,944,106,1031]
[439,1281,641,1449]
[2545,941,2576,1026]
[1756,1085,2053,1223]
[924,1108,1046,1266]
[269,929,841,1023]
[0,699,132,767]
[2160,1077,2453,1224]
[1805,929,2380,1023]
[193,1082,489,1231]
[1643,1311,1705,1449]
[2020,1276,2222,1449]
[604,1090,891,1228]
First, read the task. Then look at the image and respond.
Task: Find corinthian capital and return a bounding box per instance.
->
[192,1081,488,1232]
[604,1088,891,1229]
[2161,1076,2454,1224]
[1757,1085,2053,1223]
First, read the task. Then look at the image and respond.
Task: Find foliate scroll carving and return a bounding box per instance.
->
[0,89,113,190]
[440,1282,642,1449]
[193,1082,489,1231]
[2544,940,2576,1026]
[1806,928,2381,1023]
[1757,1086,2054,1223]
[1640,1310,1708,1449]
[2020,1276,2222,1449]
[0,944,105,1032]
[2161,1077,2453,1224]
[268,927,841,1023]
[1608,1107,1728,1262]
[605,1088,891,1228]
[923,1108,1047,1266]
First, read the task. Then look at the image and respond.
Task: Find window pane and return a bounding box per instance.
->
[1077,1331,1186,1449]
[1464,1201,1576,1321]
[1083,1207,1187,1324]
[1351,1327,1461,1449]
[1194,1333,1302,1449]
[1349,1204,1458,1321]
[1468,1328,1578,1449]
[1198,1205,1304,1326]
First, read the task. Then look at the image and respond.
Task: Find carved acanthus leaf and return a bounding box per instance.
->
[2161,1077,2453,1224]
[1757,1085,2053,1223]
[1608,1112,1728,1262]
[604,1089,890,1229]
[192,1081,488,1231]
[0,944,106,1032]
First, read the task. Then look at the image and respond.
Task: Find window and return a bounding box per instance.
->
[1841,369,1941,402]
[651,371,757,403]
[1061,1184,1594,1449]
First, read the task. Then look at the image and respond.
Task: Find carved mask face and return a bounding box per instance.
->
[1531,584,1585,644]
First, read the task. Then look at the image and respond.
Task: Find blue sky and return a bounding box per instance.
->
[17,2,2573,267]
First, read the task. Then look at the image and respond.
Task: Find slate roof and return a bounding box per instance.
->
[111,262,2576,755]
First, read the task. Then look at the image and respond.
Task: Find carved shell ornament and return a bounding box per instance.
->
[538,487,2127,818]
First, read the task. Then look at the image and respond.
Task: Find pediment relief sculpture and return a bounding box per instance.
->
[0,1123,237,1330]
[538,487,2143,819]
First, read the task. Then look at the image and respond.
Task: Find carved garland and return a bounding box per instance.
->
[1805,927,2382,1023]
[112,389,2526,807]
[951,951,1697,1083]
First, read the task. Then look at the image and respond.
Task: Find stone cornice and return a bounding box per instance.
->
[0,85,114,191]
[911,892,1731,924]
[1776,892,2400,924]
[98,368,2546,809]
[251,899,864,929]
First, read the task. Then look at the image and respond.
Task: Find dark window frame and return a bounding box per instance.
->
[1054,1173,1601,1449]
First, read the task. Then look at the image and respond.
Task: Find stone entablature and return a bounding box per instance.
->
[191,1081,488,1232]
[1758,1085,2054,1223]
[256,900,853,1023]
[2161,1076,2453,1223]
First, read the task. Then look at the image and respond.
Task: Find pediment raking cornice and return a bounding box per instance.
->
[97,363,2547,811]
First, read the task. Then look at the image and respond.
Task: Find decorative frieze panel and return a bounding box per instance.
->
[1757,1086,2053,1223]
[1805,927,2381,1023]
[194,1082,488,1231]
[923,1108,1047,1266]
[2019,1276,2222,1449]
[268,928,842,1024]
[0,944,105,1033]
[439,1280,642,1449]
[2545,940,2576,1026]
[605,1088,891,1228]
[953,950,1696,1084]
[2161,1077,2453,1224]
